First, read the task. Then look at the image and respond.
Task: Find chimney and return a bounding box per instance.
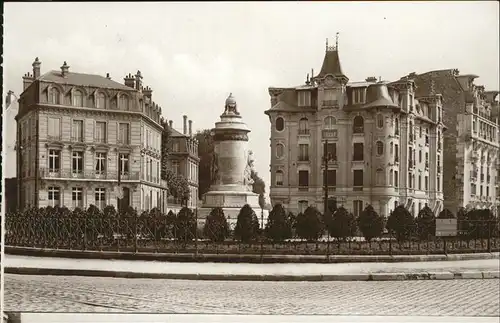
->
[32,57,41,79]
[124,73,135,88]
[106,73,111,80]
[169,120,173,128]
[188,120,193,136]
[5,90,14,106]
[142,86,153,100]
[365,76,377,83]
[61,61,69,77]
[135,70,143,90]
[23,72,34,90]
[183,115,188,135]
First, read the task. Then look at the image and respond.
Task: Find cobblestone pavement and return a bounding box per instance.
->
[4,274,500,316]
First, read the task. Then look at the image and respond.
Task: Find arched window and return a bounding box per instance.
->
[275,117,285,131]
[276,143,285,158]
[376,114,384,128]
[353,116,364,133]
[50,88,60,105]
[97,92,106,109]
[376,141,384,156]
[119,94,129,110]
[72,90,83,107]
[299,118,308,134]
[324,116,336,129]
[376,169,384,186]
[395,118,400,135]
[275,170,284,186]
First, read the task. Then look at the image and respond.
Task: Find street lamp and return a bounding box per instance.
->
[323,139,336,259]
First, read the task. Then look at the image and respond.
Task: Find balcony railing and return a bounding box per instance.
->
[322,100,339,107]
[71,136,84,143]
[40,168,140,180]
[353,186,363,191]
[298,186,309,191]
[394,156,399,163]
[471,171,478,179]
[298,156,310,162]
[298,129,310,135]
[353,126,364,134]
[322,129,338,139]
[408,160,414,168]
[425,162,429,169]
[94,137,107,144]
[480,174,484,182]
[47,135,62,141]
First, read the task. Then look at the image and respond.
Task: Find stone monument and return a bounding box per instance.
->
[198,93,263,227]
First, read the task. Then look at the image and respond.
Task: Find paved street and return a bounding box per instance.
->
[4,274,500,316]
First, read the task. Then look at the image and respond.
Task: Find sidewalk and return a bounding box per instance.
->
[4,254,500,281]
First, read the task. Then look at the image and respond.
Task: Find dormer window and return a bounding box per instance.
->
[323,89,337,106]
[298,91,311,107]
[352,88,365,104]
[72,90,83,107]
[119,94,129,110]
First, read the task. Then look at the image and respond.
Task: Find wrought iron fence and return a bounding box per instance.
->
[5,212,500,256]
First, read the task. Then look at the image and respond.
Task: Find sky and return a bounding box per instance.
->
[3,1,499,193]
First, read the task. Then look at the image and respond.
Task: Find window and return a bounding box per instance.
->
[47,186,60,207]
[172,160,179,175]
[395,118,399,135]
[48,118,61,140]
[72,187,83,209]
[95,152,106,174]
[299,118,309,134]
[376,169,384,186]
[376,114,384,128]
[298,91,311,107]
[425,176,428,191]
[324,142,337,160]
[118,123,130,145]
[95,122,107,143]
[324,169,336,187]
[353,116,364,133]
[48,149,60,172]
[276,170,284,186]
[324,116,336,129]
[419,126,423,138]
[298,144,309,161]
[323,89,337,106]
[298,200,309,214]
[390,170,394,186]
[376,141,384,156]
[408,172,413,188]
[419,150,422,163]
[437,155,441,172]
[353,200,363,217]
[95,188,106,210]
[409,121,414,141]
[50,88,60,105]
[353,170,364,188]
[275,117,285,131]
[353,143,364,161]
[119,94,129,110]
[298,170,309,187]
[394,171,399,187]
[73,90,83,107]
[172,141,180,152]
[353,89,364,104]
[418,175,422,190]
[390,142,394,156]
[119,153,129,175]
[72,120,84,142]
[276,143,285,158]
[72,151,83,174]
[97,92,106,109]
[437,176,440,191]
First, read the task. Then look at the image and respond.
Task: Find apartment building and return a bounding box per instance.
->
[164,116,200,209]
[265,40,444,217]
[16,58,168,211]
[406,70,499,215]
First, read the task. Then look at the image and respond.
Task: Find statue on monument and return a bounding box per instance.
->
[224,93,240,116]
[243,150,255,191]
[211,151,220,184]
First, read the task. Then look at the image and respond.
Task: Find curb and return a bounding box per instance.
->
[5,247,500,264]
[5,267,499,282]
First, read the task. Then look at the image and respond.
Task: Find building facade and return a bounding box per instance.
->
[265,41,444,217]
[165,116,200,209]
[16,58,168,212]
[407,70,499,215]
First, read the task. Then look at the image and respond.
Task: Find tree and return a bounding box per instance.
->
[164,169,190,204]
[234,204,260,243]
[326,207,356,241]
[416,205,436,239]
[438,208,455,219]
[386,205,415,242]
[203,207,230,242]
[175,207,197,242]
[195,129,214,199]
[463,208,497,239]
[265,204,292,242]
[357,205,384,244]
[295,206,324,241]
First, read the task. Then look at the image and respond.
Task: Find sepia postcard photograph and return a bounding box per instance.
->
[1,1,499,323]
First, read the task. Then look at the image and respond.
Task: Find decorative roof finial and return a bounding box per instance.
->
[326,38,328,51]
[335,32,339,50]
[306,73,310,85]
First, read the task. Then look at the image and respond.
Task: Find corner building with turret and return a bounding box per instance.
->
[265,41,445,217]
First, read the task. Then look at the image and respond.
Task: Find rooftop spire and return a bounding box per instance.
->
[317,34,348,82]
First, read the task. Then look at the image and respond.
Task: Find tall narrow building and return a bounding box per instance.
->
[265,39,444,217]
